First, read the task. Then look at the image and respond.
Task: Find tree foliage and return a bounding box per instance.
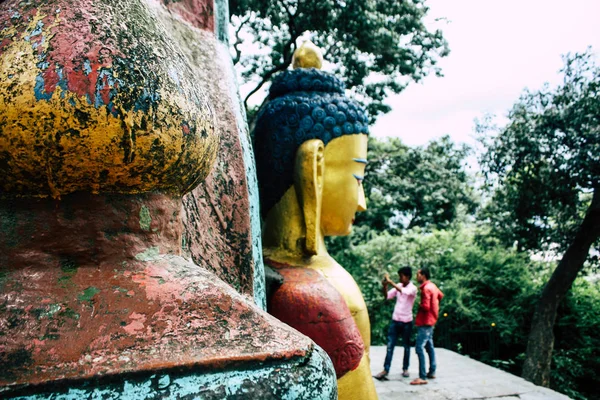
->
[320,124,599,398]
[336,227,539,352]
[229,0,449,120]
[479,50,600,261]
[478,50,600,387]
[333,225,600,400]
[357,135,477,235]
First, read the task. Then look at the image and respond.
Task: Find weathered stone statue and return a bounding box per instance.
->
[254,42,378,399]
[0,1,336,398]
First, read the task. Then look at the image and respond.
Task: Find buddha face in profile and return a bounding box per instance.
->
[253,78,370,256]
[321,134,368,236]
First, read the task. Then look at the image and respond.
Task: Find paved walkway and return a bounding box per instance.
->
[369,346,570,400]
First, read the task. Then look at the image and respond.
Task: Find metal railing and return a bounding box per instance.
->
[435,318,499,360]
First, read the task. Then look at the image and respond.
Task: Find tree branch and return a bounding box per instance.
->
[522,187,600,385]
[232,15,250,66]
[243,2,300,111]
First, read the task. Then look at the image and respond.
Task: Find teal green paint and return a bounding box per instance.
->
[7,344,336,399]
[151,276,166,285]
[58,259,78,287]
[134,246,160,261]
[139,205,152,231]
[0,269,7,292]
[61,308,80,320]
[78,287,100,303]
[181,234,187,252]
[214,0,229,44]
[60,259,77,274]
[40,304,61,319]
[214,37,266,310]
[0,207,19,247]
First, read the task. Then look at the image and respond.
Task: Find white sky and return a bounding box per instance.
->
[371,0,600,148]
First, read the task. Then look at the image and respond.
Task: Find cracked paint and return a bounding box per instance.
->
[0,0,219,198]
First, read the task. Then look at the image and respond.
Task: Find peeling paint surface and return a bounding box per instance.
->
[0,193,334,397]
[0,0,334,397]
[0,0,219,197]
[269,266,364,378]
[169,16,263,304]
[7,346,336,399]
[160,0,214,32]
[213,37,267,310]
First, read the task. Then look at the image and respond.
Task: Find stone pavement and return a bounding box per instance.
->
[369,346,571,400]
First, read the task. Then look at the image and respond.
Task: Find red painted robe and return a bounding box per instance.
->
[267,264,364,378]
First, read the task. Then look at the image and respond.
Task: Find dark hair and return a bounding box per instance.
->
[419,267,431,280]
[253,68,369,215]
[398,266,412,279]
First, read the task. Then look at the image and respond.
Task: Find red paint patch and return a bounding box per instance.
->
[161,0,215,32]
[0,193,315,392]
[268,266,364,378]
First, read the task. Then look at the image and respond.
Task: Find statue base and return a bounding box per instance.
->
[0,193,336,399]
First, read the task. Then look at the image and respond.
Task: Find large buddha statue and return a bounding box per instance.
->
[254,42,378,399]
[0,2,336,398]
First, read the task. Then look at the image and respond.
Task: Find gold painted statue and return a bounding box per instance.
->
[253,42,378,399]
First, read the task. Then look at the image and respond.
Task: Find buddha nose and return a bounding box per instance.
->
[357,185,367,212]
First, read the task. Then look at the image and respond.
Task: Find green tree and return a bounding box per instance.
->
[478,50,600,386]
[357,135,478,236]
[336,226,539,354]
[229,0,449,121]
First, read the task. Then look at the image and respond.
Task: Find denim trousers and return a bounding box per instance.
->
[415,325,436,379]
[383,320,413,372]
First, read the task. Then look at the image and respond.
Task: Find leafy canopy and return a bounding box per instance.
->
[230,0,449,120]
[357,135,477,235]
[478,50,600,262]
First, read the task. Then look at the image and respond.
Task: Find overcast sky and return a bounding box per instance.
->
[371,0,600,148]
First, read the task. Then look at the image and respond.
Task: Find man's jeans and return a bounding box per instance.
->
[415,325,436,379]
[383,320,413,372]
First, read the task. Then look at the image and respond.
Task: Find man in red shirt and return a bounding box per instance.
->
[410,267,444,385]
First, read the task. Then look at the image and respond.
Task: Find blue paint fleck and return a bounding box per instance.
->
[157,374,170,390]
[133,88,161,113]
[83,59,92,75]
[56,67,68,98]
[167,67,181,88]
[24,21,44,42]
[34,74,52,101]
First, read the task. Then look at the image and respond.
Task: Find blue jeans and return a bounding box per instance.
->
[383,320,413,372]
[415,325,436,379]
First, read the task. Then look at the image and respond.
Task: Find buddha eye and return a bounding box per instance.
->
[353,174,364,185]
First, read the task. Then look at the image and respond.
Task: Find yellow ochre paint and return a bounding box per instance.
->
[0,9,218,198]
[263,134,378,400]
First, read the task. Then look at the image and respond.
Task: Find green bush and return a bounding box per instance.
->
[551,279,600,400]
[330,225,600,399]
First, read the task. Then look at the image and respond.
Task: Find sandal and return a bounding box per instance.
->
[410,378,428,385]
[374,370,389,381]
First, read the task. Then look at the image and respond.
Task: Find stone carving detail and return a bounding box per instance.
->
[254,42,379,399]
[0,2,336,398]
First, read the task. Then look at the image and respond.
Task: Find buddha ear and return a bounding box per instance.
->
[294,139,325,255]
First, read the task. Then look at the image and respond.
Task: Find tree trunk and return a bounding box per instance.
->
[522,188,600,386]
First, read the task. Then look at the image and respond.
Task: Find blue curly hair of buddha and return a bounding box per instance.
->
[253,68,369,216]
